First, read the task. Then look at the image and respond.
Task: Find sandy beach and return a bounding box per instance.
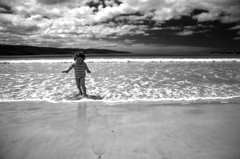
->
[0,101,240,159]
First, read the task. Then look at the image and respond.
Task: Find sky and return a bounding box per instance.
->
[0,0,240,55]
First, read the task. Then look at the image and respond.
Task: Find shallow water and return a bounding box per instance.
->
[0,58,240,103]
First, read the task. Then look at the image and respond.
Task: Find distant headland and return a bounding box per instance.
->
[210,51,240,55]
[0,44,131,56]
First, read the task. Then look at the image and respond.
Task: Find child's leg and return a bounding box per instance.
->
[75,78,83,95]
[80,77,87,96]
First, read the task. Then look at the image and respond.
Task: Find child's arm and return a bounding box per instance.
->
[85,63,91,73]
[62,64,74,73]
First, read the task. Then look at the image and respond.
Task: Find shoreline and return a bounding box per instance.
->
[0,95,240,105]
[1,54,240,59]
[0,101,240,159]
[1,56,240,64]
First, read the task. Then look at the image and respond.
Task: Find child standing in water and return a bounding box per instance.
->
[62,51,91,97]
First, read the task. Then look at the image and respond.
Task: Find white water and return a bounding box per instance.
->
[0,58,240,103]
[1,57,240,64]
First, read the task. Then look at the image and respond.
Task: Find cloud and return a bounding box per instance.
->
[0,13,42,33]
[1,0,240,24]
[37,0,71,5]
[0,4,13,14]
[93,3,134,22]
[176,30,194,36]
[230,25,240,30]
[190,0,240,23]
[150,27,162,31]
[123,39,136,44]
[164,26,181,31]
[234,31,240,40]
[234,36,240,40]
[175,25,212,36]
[193,12,219,22]
[0,0,239,51]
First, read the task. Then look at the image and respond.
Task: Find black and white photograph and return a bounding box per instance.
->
[0,0,240,159]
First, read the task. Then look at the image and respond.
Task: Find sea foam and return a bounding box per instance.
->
[1,58,240,103]
[0,58,240,64]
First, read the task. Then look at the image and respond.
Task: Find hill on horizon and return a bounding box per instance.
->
[0,44,131,56]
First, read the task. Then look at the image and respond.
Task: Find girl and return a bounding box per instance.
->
[62,51,91,97]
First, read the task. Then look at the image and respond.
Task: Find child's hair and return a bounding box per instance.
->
[74,50,86,61]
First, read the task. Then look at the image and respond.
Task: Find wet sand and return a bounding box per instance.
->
[0,101,240,159]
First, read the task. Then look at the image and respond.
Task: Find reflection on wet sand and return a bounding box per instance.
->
[76,102,116,159]
[76,102,88,135]
[0,101,240,159]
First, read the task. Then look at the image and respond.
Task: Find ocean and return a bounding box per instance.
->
[0,57,240,103]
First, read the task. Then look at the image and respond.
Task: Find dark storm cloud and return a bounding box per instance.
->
[0,3,14,14]
[37,0,71,5]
